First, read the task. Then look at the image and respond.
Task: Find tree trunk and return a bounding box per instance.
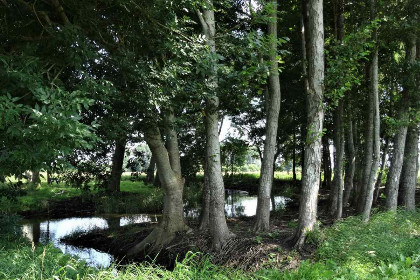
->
[343,118,355,207]
[293,131,297,182]
[360,0,380,222]
[330,0,345,219]
[47,169,52,185]
[373,138,389,205]
[145,154,156,184]
[31,170,41,186]
[199,161,210,230]
[352,121,363,208]
[331,100,344,219]
[292,0,325,248]
[322,135,332,190]
[127,117,189,257]
[197,1,233,251]
[384,34,416,209]
[254,0,282,232]
[401,124,419,211]
[108,139,126,192]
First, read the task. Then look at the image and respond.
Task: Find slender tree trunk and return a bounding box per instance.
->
[384,36,415,209]
[331,100,345,219]
[127,115,189,257]
[373,138,389,205]
[344,118,355,206]
[47,169,52,185]
[145,154,156,184]
[361,0,380,222]
[199,161,210,230]
[293,130,297,182]
[401,36,418,211]
[385,120,408,210]
[401,124,419,211]
[154,170,161,187]
[322,135,332,190]
[330,0,345,219]
[352,121,363,207]
[292,0,325,248]
[254,0,282,232]
[108,139,126,192]
[197,2,233,251]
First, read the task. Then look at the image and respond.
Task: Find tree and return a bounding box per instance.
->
[254,0,282,232]
[292,0,325,248]
[197,0,234,251]
[360,0,380,222]
[128,112,190,256]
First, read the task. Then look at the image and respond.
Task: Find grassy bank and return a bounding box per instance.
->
[0,171,299,216]
[0,180,163,216]
[2,211,420,279]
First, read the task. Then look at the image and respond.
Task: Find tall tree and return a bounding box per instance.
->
[384,37,416,210]
[292,0,325,248]
[343,116,355,207]
[360,0,380,222]
[197,0,233,251]
[401,35,418,211]
[330,0,345,219]
[128,111,189,256]
[254,0,282,232]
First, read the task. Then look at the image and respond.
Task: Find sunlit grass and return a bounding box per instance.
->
[2,211,420,279]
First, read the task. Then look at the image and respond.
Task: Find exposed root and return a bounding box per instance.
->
[127,224,190,259]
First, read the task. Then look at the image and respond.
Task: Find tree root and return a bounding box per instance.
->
[127,225,190,258]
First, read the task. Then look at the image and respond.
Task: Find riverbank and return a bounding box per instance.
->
[0,172,297,218]
[2,211,420,279]
[0,180,163,217]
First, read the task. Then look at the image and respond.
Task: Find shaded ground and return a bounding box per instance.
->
[62,199,318,272]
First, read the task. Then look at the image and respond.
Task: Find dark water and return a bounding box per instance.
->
[22,191,289,268]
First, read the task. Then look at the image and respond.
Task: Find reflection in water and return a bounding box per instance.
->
[22,214,158,268]
[184,191,289,218]
[224,193,288,217]
[22,192,289,268]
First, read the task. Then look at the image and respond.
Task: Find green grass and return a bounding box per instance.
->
[2,211,420,279]
[0,180,161,215]
[261,210,420,279]
[0,183,84,214]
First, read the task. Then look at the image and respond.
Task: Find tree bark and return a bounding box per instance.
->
[384,35,416,209]
[331,100,344,219]
[108,139,126,192]
[401,124,419,211]
[360,0,380,222]
[373,138,389,205]
[292,0,325,248]
[254,0,282,232]
[145,154,156,184]
[199,161,210,230]
[127,119,189,257]
[197,1,233,251]
[31,170,41,186]
[322,135,332,190]
[343,118,355,207]
[401,36,418,211]
[293,130,297,182]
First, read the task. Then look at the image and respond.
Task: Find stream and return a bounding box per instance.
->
[22,191,289,268]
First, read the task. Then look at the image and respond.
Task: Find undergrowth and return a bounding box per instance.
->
[2,211,420,279]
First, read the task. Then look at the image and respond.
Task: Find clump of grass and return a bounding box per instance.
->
[261,210,420,279]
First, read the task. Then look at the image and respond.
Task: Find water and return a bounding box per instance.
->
[22,191,288,268]
[22,214,159,268]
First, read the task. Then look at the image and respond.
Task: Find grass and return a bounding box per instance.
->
[0,180,162,215]
[2,211,420,279]
[261,210,420,279]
